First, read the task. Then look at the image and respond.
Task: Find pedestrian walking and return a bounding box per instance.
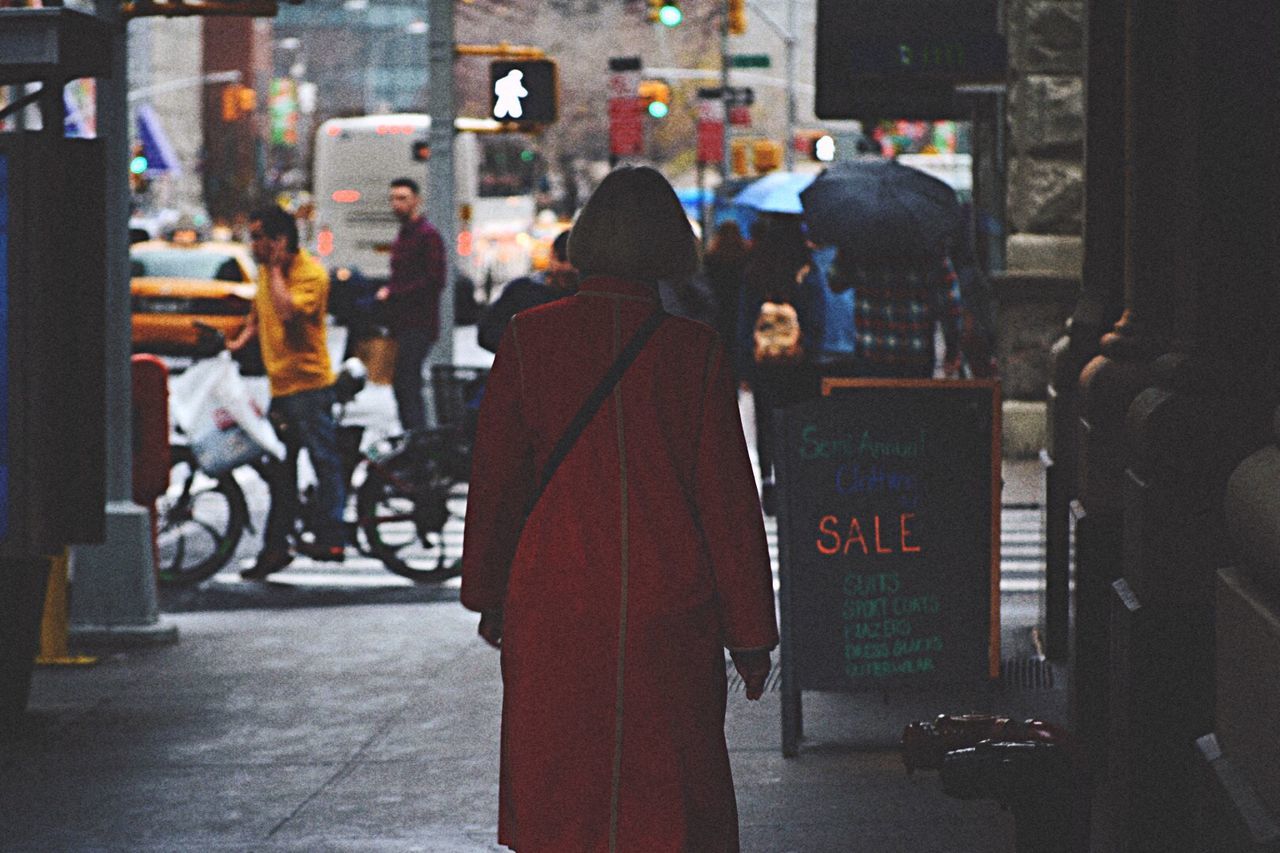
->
[377,177,447,432]
[737,214,819,515]
[799,155,973,380]
[701,220,750,367]
[804,241,859,378]
[228,205,347,576]
[950,208,1000,378]
[477,229,577,354]
[461,165,778,852]
[828,249,965,378]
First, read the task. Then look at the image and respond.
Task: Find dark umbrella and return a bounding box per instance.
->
[799,157,961,259]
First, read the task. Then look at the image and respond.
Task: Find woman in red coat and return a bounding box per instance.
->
[461,166,779,852]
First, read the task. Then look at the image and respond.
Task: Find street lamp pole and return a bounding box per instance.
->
[746,0,799,172]
[427,0,456,381]
[720,0,731,183]
[784,0,796,171]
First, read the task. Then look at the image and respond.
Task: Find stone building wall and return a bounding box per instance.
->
[997,0,1085,402]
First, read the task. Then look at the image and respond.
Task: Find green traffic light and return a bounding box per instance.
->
[647,101,669,119]
[520,149,535,163]
[129,155,149,175]
[657,3,682,26]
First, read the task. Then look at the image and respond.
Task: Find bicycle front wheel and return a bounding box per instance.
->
[156,447,248,586]
[356,459,460,584]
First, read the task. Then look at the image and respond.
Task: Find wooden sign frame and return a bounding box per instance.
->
[777,378,1002,756]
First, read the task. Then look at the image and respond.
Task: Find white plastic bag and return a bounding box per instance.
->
[169,352,286,474]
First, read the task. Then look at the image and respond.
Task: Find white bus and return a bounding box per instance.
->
[311,113,481,282]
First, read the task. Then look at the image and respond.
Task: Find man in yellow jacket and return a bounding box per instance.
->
[229,205,346,579]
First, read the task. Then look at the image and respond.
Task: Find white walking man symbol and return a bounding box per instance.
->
[493,70,528,120]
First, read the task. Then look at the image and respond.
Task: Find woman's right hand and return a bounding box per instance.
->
[730,649,771,700]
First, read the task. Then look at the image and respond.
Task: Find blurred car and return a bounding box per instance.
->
[130,238,257,356]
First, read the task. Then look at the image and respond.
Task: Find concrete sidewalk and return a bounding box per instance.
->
[4,592,1064,852]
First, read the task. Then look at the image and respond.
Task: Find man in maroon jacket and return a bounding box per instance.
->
[377,177,446,431]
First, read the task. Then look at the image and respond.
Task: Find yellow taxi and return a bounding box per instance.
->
[130,235,257,355]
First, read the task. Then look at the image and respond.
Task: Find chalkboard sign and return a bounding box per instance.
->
[775,379,1001,755]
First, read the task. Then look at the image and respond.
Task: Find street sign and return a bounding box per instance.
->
[489,59,558,124]
[608,56,642,72]
[696,96,724,164]
[609,64,644,156]
[698,87,754,107]
[814,0,1006,119]
[731,53,771,69]
[609,97,644,156]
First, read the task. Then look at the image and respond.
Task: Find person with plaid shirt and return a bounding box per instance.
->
[829,251,965,378]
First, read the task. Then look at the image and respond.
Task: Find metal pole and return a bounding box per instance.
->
[426,0,455,398]
[126,70,243,102]
[70,0,176,645]
[783,0,796,171]
[720,0,731,184]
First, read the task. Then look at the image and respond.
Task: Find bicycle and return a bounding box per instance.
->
[156,340,475,587]
[346,364,488,578]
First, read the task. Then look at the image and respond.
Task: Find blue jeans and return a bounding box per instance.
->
[392,327,434,432]
[263,385,346,551]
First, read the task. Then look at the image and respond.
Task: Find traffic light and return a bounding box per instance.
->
[731,139,749,176]
[753,139,783,173]
[658,1,682,26]
[638,79,672,119]
[220,84,256,122]
[648,0,681,26]
[128,142,150,193]
[728,0,746,35]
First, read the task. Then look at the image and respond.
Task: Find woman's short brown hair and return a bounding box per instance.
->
[568,166,698,282]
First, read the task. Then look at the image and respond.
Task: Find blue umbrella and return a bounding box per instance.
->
[732,171,816,215]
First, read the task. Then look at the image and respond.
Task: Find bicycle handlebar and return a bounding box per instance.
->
[192,321,228,357]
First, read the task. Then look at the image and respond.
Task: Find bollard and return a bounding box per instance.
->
[131,355,171,507]
[901,714,1082,853]
[35,550,97,666]
[941,741,1075,853]
[901,713,1070,774]
[132,355,171,578]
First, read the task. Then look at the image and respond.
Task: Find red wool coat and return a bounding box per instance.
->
[461,276,779,853]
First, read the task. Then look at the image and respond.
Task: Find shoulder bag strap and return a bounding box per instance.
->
[521,307,666,521]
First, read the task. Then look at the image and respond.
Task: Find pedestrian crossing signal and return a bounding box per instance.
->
[489,59,559,125]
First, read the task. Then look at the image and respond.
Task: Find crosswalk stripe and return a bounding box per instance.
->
[273,492,1048,593]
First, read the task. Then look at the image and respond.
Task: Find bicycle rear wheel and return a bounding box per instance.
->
[156,447,248,586]
[356,439,460,583]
